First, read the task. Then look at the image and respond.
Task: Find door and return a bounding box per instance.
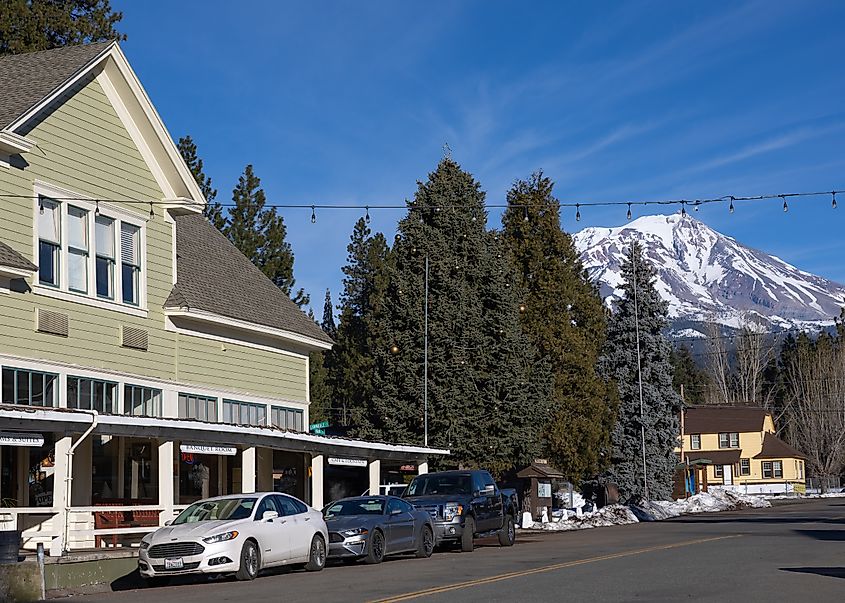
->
[723,465,733,486]
[386,498,415,552]
[253,495,291,565]
[274,495,313,561]
[478,473,502,532]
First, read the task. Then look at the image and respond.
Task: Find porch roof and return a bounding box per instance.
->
[0,405,448,463]
[685,450,741,465]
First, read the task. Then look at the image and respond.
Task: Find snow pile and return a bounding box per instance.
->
[528,505,639,531]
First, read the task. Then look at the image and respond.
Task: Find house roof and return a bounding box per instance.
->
[165,214,333,346]
[517,462,565,479]
[0,42,113,129]
[685,450,742,465]
[755,433,806,460]
[0,241,37,272]
[684,405,768,435]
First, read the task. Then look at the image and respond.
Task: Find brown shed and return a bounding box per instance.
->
[517,461,564,520]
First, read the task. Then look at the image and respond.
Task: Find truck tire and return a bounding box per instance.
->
[461,516,475,552]
[498,514,515,546]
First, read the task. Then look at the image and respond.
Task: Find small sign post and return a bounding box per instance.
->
[309,420,330,435]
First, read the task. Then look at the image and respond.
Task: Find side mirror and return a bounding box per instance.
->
[164,520,173,526]
[262,510,279,522]
[483,485,495,496]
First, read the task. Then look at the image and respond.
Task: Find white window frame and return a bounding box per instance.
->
[773,460,783,479]
[714,464,723,478]
[690,434,701,450]
[762,461,773,479]
[32,182,148,317]
[740,458,751,476]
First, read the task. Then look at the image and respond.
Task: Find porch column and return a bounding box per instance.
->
[311,454,324,509]
[257,447,273,492]
[368,459,380,496]
[158,441,174,525]
[52,436,72,555]
[242,447,257,494]
[418,461,429,475]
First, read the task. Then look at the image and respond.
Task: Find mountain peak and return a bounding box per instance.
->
[573,214,845,331]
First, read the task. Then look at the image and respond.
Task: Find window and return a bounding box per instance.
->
[387,498,404,515]
[714,465,723,478]
[274,495,303,516]
[95,216,115,299]
[38,197,60,286]
[121,223,140,305]
[255,495,281,521]
[223,399,267,426]
[762,461,773,479]
[799,460,804,480]
[1,366,58,406]
[178,393,217,422]
[740,458,751,476]
[124,384,162,417]
[773,460,783,479]
[271,406,304,432]
[67,376,117,413]
[67,205,89,293]
[719,432,739,448]
[690,434,701,450]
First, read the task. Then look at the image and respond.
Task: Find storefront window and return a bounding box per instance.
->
[124,384,162,417]
[92,435,120,502]
[67,376,116,413]
[28,434,56,507]
[123,439,157,502]
[178,449,222,504]
[2,367,58,407]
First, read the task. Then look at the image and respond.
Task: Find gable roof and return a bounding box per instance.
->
[684,406,768,434]
[755,433,806,460]
[0,241,37,272]
[0,42,113,129]
[165,214,333,347]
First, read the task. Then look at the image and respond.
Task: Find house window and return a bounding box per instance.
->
[714,465,723,478]
[1,366,58,407]
[222,399,267,426]
[125,384,162,417]
[178,393,217,422]
[121,223,141,305]
[719,432,739,448]
[67,376,117,413]
[773,460,783,479]
[38,197,61,286]
[271,406,304,432]
[67,205,89,293]
[799,460,804,479]
[762,461,773,479]
[95,216,115,299]
[690,434,701,450]
[740,458,751,476]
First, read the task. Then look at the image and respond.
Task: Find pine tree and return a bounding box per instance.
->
[366,158,552,477]
[1,0,125,56]
[177,135,225,230]
[670,345,706,406]
[502,172,616,483]
[308,291,336,424]
[599,242,682,500]
[226,164,309,306]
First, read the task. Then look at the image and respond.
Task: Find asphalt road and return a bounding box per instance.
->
[69,498,845,602]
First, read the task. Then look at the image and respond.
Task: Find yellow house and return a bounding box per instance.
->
[677,406,806,495]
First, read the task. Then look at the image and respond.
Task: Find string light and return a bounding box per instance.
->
[523,205,529,222]
[680,201,686,217]
[833,192,837,209]
[575,203,581,222]
[95,200,100,217]
[627,203,632,220]
[365,206,370,223]
[39,199,44,215]
[781,195,788,212]
[311,205,316,224]
[728,196,735,213]
[149,202,155,219]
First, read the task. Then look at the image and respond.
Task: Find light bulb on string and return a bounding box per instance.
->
[781,195,788,212]
[575,203,581,222]
[729,196,735,214]
[365,206,370,223]
[626,203,632,220]
[95,201,100,217]
[523,205,529,222]
[310,205,316,224]
[680,201,686,217]
[149,202,154,220]
[832,192,837,209]
[39,199,44,215]
[694,202,699,212]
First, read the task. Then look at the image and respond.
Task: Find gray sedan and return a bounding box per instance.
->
[324,496,434,564]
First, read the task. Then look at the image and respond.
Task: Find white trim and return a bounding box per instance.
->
[165,316,309,360]
[30,284,148,318]
[0,266,35,279]
[0,130,36,155]
[164,309,332,352]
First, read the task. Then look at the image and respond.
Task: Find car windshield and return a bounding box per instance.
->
[172,498,257,524]
[406,474,472,496]
[324,499,385,518]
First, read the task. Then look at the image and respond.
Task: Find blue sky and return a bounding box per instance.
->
[115,1,845,314]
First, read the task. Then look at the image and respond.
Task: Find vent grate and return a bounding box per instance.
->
[121,326,148,351]
[36,308,68,337]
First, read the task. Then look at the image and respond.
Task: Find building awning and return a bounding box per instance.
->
[754,433,806,460]
[0,405,449,463]
[685,450,741,465]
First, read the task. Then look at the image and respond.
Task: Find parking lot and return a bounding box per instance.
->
[68,498,845,602]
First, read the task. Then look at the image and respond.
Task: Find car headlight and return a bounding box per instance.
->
[341,528,369,538]
[202,530,239,544]
[444,503,463,522]
[139,538,150,550]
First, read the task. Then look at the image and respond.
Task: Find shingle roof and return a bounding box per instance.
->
[0,241,37,272]
[755,433,806,460]
[684,406,767,435]
[685,450,741,465]
[165,214,333,346]
[0,42,113,129]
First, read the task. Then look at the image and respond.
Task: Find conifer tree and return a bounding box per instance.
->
[226,164,309,306]
[177,135,226,230]
[599,242,682,500]
[308,291,336,424]
[670,345,706,406]
[320,289,337,340]
[366,159,552,476]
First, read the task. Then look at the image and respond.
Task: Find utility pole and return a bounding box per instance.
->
[632,244,649,500]
[424,254,429,447]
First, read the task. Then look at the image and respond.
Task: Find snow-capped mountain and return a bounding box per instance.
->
[573,214,845,332]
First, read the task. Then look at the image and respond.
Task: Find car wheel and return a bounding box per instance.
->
[498,514,515,547]
[461,516,475,552]
[365,529,386,564]
[235,540,260,581]
[416,525,434,558]
[304,535,327,572]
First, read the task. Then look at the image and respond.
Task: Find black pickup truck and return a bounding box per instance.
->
[402,469,519,552]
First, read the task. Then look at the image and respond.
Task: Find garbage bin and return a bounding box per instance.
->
[0,530,21,564]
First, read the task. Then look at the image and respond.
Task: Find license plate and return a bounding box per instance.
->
[164,558,184,570]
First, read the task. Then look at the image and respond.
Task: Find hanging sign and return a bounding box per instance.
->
[0,432,44,447]
[327,457,367,467]
[180,443,237,456]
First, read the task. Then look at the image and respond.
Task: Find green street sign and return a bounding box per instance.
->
[310,420,329,430]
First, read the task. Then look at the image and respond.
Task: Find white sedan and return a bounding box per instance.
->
[139,492,328,583]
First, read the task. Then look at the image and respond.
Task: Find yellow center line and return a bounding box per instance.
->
[368,534,742,603]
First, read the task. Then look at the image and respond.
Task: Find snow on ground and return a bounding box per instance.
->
[525,489,770,532]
